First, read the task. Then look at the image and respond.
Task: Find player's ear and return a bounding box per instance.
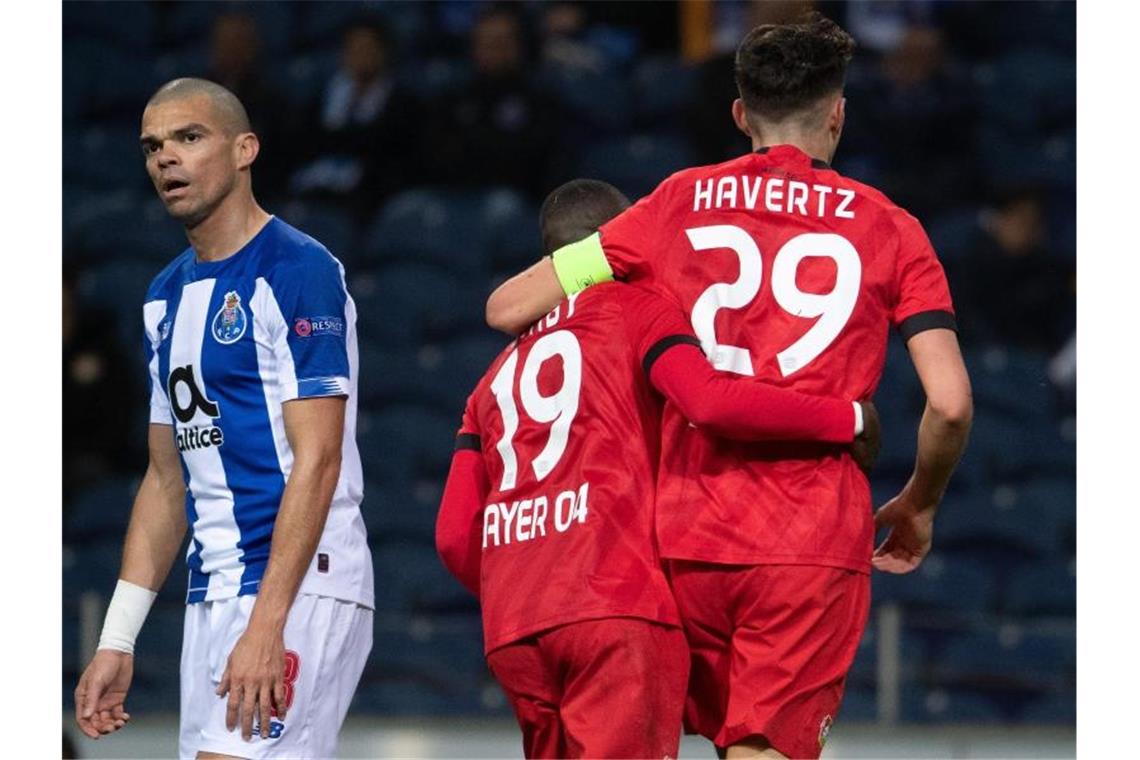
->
[829,96,846,138]
[234,132,260,171]
[732,99,754,138]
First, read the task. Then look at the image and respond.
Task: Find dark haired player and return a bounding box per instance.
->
[438,179,880,759]
[485,15,973,760]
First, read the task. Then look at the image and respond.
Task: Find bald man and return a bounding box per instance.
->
[73,78,374,760]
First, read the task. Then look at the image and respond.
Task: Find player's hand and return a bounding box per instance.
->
[74,649,133,739]
[872,492,936,574]
[217,623,287,741]
[852,400,881,474]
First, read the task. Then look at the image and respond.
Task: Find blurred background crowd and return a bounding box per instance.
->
[63,0,1075,734]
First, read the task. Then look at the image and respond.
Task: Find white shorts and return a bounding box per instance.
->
[179,593,372,759]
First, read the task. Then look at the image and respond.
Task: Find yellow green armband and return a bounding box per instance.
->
[551,232,614,295]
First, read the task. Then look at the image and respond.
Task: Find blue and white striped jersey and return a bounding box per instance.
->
[143,217,373,608]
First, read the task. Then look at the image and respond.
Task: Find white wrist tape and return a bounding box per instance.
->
[97,580,157,655]
[853,401,864,437]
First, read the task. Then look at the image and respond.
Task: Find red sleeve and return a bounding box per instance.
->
[598,188,662,281]
[435,396,487,597]
[891,211,958,340]
[620,287,856,443]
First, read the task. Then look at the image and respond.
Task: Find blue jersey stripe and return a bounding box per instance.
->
[198,279,289,595]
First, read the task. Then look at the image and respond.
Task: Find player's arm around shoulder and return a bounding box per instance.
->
[75,424,188,739]
[486,256,570,335]
[218,395,345,741]
[486,229,620,335]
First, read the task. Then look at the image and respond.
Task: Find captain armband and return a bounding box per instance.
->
[551,232,614,295]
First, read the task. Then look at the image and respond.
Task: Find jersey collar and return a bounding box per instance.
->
[754,145,831,171]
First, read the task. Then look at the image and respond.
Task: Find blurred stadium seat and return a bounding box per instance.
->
[936,484,1065,558]
[277,200,362,267]
[632,56,697,125]
[934,626,1074,688]
[372,540,474,614]
[359,405,458,486]
[362,189,492,274]
[352,263,487,347]
[872,553,997,612]
[901,686,1006,724]
[65,476,139,542]
[576,133,696,200]
[1004,558,1076,616]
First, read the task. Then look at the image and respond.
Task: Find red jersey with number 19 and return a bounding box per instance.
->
[597,144,956,573]
[457,283,688,653]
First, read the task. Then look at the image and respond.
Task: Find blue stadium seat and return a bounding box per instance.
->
[362,479,440,544]
[134,602,186,684]
[358,404,459,485]
[936,486,1064,558]
[926,207,983,262]
[978,52,1074,134]
[65,125,153,190]
[70,193,187,266]
[66,477,138,541]
[372,540,474,614]
[351,263,486,347]
[1005,558,1076,616]
[632,56,697,125]
[65,0,158,53]
[64,42,158,122]
[362,189,490,274]
[480,189,541,272]
[934,626,1074,686]
[839,685,877,722]
[74,259,167,349]
[849,620,930,687]
[900,686,1005,724]
[64,540,123,595]
[967,347,1056,421]
[872,552,997,612]
[963,412,1073,484]
[356,341,429,406]
[418,333,510,413]
[577,133,696,200]
[277,200,362,267]
[1021,689,1076,724]
[537,66,633,136]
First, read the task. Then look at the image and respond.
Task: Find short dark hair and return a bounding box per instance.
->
[735,12,855,122]
[539,179,630,255]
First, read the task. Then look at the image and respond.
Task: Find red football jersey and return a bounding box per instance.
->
[598,144,956,572]
[458,283,690,653]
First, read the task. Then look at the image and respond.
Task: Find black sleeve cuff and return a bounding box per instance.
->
[898,310,958,341]
[455,433,481,452]
[642,335,703,376]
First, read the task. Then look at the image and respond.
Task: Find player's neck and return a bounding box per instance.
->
[187,190,272,263]
[749,132,833,166]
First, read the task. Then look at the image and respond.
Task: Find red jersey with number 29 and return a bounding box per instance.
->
[458,283,694,653]
[597,144,956,573]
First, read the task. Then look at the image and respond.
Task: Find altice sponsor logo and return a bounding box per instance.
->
[168,364,225,452]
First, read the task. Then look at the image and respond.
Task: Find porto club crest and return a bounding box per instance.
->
[212,290,248,345]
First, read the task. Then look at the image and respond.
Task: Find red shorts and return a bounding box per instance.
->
[486,617,689,759]
[666,562,870,759]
